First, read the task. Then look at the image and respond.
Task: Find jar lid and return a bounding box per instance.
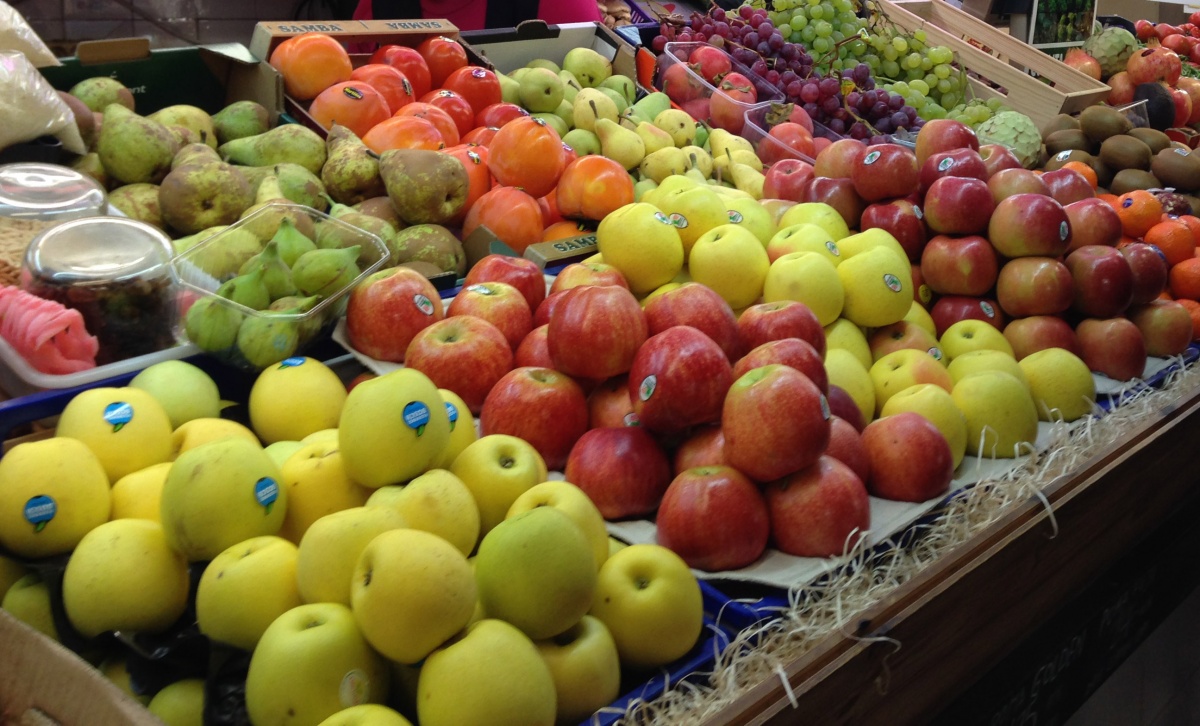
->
[0,163,106,221]
[23,217,174,285]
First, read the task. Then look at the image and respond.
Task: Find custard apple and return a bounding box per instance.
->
[976,111,1042,169]
[1081,27,1139,79]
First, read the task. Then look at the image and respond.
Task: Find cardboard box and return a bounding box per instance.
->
[0,611,158,726]
[38,40,283,122]
[462,21,640,82]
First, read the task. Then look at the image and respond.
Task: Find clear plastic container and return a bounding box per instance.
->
[172,203,388,373]
[743,101,846,165]
[0,163,106,222]
[656,42,784,136]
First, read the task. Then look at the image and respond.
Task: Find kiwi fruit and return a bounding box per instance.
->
[1127,127,1172,154]
[1041,113,1081,139]
[1092,158,1116,188]
[1150,147,1200,192]
[1045,129,1092,156]
[1044,149,1094,171]
[1079,105,1134,145]
[1134,83,1175,131]
[1109,168,1161,195]
[1099,135,1152,171]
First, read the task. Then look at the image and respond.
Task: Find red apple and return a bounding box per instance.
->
[548,261,629,294]
[800,176,865,230]
[918,148,988,197]
[514,324,552,368]
[867,320,942,362]
[988,193,1071,258]
[446,281,533,351]
[1107,71,1135,106]
[923,176,995,237]
[851,143,919,202]
[346,372,376,393]
[642,282,740,361]
[915,119,980,167]
[930,295,1004,335]
[655,466,770,571]
[404,316,514,414]
[736,300,825,357]
[813,138,866,179]
[1003,316,1081,360]
[764,455,870,558]
[627,326,733,434]
[723,364,831,482]
[911,263,932,307]
[1177,77,1200,125]
[1041,168,1095,206]
[859,199,928,262]
[920,234,999,297]
[827,384,866,432]
[824,416,870,484]
[979,144,1023,179]
[987,168,1051,204]
[733,338,827,392]
[861,411,954,502]
[763,158,815,202]
[564,427,672,519]
[480,367,589,470]
[1076,317,1147,381]
[346,266,445,362]
[463,254,547,313]
[995,257,1074,318]
[1128,300,1194,357]
[548,285,647,379]
[1120,243,1170,305]
[587,375,638,429]
[1065,198,1123,250]
[673,425,726,474]
[1065,245,1133,319]
[533,289,569,327]
[1174,87,1195,128]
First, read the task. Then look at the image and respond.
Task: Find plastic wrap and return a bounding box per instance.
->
[0,51,85,155]
[0,1,58,68]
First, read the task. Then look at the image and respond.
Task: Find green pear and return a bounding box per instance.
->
[599,75,637,106]
[558,70,582,104]
[107,183,164,230]
[638,146,689,183]
[632,92,671,124]
[572,90,618,133]
[70,152,108,188]
[269,217,317,267]
[532,112,568,138]
[219,125,326,176]
[496,71,521,105]
[391,224,465,276]
[320,124,385,206]
[149,105,216,148]
[159,161,255,234]
[594,117,645,171]
[184,297,244,352]
[175,226,262,279]
[97,104,179,185]
[553,99,574,129]
[212,100,270,146]
[636,121,674,155]
[694,122,710,149]
[597,87,628,114]
[273,163,326,210]
[525,58,561,73]
[164,124,203,149]
[238,199,316,242]
[633,178,658,202]
[683,145,713,177]
[237,165,274,192]
[378,149,469,225]
[353,197,402,228]
[69,77,134,113]
[517,67,564,113]
[171,142,221,170]
[58,91,97,149]
[562,47,612,88]
[320,198,401,264]
[291,246,361,298]
[217,268,271,310]
[236,314,301,369]
[654,108,697,147]
[562,128,600,157]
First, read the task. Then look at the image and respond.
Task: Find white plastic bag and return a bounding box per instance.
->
[0,52,85,155]
[0,1,57,68]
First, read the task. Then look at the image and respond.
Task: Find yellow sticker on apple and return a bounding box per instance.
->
[919,284,932,305]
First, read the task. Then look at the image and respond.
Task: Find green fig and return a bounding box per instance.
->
[267,295,325,340]
[176,226,262,279]
[291,246,361,298]
[236,314,300,369]
[216,268,270,310]
[184,297,244,351]
[270,217,317,267]
[240,240,297,301]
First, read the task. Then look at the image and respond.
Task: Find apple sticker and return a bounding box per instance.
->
[254,477,279,514]
[638,375,657,402]
[23,495,55,533]
[414,294,435,315]
[103,402,133,433]
[444,401,459,431]
[883,273,903,293]
[279,357,306,369]
[403,401,431,436]
[863,150,881,165]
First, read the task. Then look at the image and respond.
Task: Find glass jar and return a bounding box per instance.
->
[0,163,106,221]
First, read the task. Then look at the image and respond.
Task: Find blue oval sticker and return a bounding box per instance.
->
[103,402,133,432]
[255,477,279,514]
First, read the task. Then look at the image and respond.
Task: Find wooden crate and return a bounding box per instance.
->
[876,0,1110,130]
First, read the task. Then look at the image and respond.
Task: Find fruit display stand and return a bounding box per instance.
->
[462,19,642,85]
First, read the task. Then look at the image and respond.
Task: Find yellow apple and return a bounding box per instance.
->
[535,615,621,724]
[608,536,627,557]
[763,251,844,326]
[245,603,389,725]
[688,223,771,309]
[824,348,876,425]
[507,481,609,571]
[726,196,775,246]
[824,318,873,370]
[654,184,729,256]
[1019,348,1096,422]
[264,440,306,468]
[947,349,1029,389]
[279,442,371,544]
[589,544,703,669]
[939,319,1015,361]
[0,554,27,601]
[302,428,341,446]
[160,437,287,561]
[55,386,173,481]
[766,223,843,266]
[952,371,1040,459]
[837,245,912,328]
[417,619,556,726]
[450,434,547,538]
[869,348,954,415]
[474,506,596,640]
[129,360,221,429]
[903,299,937,337]
[196,535,302,651]
[2,573,58,641]
[339,369,451,488]
[836,227,909,260]
[437,389,477,469]
[318,704,413,726]
[778,202,850,241]
[0,437,110,558]
[62,519,189,638]
[111,462,172,521]
[351,529,476,664]
[100,656,150,704]
[880,383,969,469]
[595,201,685,295]
[250,357,348,444]
[365,469,479,557]
[171,417,260,458]
[296,506,406,605]
[147,679,204,726]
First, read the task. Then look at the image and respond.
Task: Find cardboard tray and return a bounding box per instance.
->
[38,41,283,122]
[461,20,640,81]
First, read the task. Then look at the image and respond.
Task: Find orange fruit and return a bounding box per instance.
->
[1176,298,1200,339]
[1062,161,1097,189]
[1144,220,1196,266]
[269,33,352,101]
[543,220,590,241]
[1179,214,1200,242]
[1169,257,1200,300]
[307,82,390,138]
[463,186,544,254]
[1116,190,1164,238]
[349,64,416,113]
[1097,193,1120,211]
[361,116,445,154]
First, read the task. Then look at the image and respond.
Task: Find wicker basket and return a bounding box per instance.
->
[0,217,56,288]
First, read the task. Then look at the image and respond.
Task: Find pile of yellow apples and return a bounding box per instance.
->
[0,357,705,726]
